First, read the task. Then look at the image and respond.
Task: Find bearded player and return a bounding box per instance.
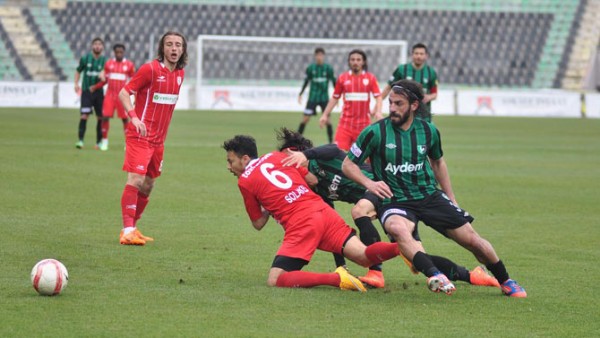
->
[117,32,187,245]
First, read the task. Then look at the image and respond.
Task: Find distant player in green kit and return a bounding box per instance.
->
[381,43,438,122]
[74,37,106,149]
[297,47,336,142]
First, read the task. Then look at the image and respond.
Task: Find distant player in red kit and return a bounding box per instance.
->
[91,44,135,151]
[223,135,400,291]
[319,49,382,151]
[117,31,187,245]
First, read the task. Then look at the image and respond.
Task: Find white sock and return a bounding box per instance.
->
[123,227,136,235]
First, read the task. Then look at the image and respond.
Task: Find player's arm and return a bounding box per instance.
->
[429,156,456,204]
[74,57,84,93]
[298,67,311,104]
[319,76,342,128]
[281,144,340,168]
[304,171,319,188]
[422,74,438,104]
[119,64,151,136]
[239,185,270,230]
[381,67,402,99]
[342,157,392,199]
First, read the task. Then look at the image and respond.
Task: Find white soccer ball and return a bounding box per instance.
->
[30,259,69,296]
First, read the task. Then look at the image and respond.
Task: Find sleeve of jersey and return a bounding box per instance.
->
[430,69,439,94]
[429,127,444,160]
[123,64,151,94]
[387,67,401,85]
[238,184,263,222]
[303,144,340,161]
[76,57,85,73]
[332,76,343,99]
[347,127,375,165]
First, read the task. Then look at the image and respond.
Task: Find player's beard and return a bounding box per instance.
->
[390,107,411,127]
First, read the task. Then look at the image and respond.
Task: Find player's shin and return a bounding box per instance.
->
[101,118,109,139]
[326,124,333,143]
[412,251,441,277]
[275,271,339,288]
[333,253,347,268]
[95,119,102,145]
[78,119,87,140]
[354,216,383,271]
[298,122,306,134]
[364,242,399,266]
[486,260,510,285]
[121,184,139,229]
[429,255,470,282]
[133,192,149,226]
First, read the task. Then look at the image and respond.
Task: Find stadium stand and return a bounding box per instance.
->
[0,0,595,90]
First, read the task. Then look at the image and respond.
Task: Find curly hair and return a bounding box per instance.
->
[276,127,313,151]
[222,135,258,159]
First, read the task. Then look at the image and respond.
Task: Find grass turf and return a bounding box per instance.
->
[0,108,599,337]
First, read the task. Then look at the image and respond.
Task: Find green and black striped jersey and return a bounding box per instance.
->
[347,118,443,203]
[300,63,335,103]
[307,148,374,205]
[77,53,106,91]
[387,63,438,120]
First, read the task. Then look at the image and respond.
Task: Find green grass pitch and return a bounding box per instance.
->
[1,107,599,337]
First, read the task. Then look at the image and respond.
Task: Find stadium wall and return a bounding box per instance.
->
[0,80,593,119]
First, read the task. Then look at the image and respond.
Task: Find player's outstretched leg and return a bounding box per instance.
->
[268,256,366,292]
[446,223,526,297]
[429,255,499,287]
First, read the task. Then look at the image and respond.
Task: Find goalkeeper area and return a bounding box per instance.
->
[195,35,406,110]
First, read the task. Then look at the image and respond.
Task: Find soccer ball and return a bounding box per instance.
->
[30,259,69,296]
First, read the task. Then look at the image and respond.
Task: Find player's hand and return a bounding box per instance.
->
[98,71,106,82]
[373,111,383,121]
[297,95,302,105]
[74,84,80,93]
[89,85,96,93]
[319,115,329,129]
[366,181,393,199]
[130,117,147,137]
[282,149,308,168]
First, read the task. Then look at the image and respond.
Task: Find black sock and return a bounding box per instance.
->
[412,251,440,277]
[96,119,102,144]
[78,119,87,140]
[333,253,346,268]
[430,255,470,282]
[486,260,509,284]
[354,216,382,271]
[298,122,306,134]
[326,124,333,143]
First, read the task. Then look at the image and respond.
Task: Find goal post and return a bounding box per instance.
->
[196,35,407,111]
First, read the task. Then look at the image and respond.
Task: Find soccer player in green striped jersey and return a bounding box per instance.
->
[381,43,438,122]
[342,80,527,297]
[74,37,106,149]
[278,128,502,290]
[297,48,336,142]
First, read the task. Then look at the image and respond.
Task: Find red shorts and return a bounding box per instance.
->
[334,126,362,152]
[122,136,164,178]
[103,94,126,119]
[277,207,354,262]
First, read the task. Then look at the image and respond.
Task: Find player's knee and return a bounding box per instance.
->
[80,114,88,120]
[140,180,154,195]
[351,202,370,219]
[386,222,411,242]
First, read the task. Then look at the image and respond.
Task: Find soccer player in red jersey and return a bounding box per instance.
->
[223,135,401,291]
[319,49,382,151]
[116,31,187,245]
[91,44,135,151]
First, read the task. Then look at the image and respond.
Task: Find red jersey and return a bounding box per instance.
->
[332,70,381,132]
[237,151,327,229]
[104,58,135,96]
[123,59,184,144]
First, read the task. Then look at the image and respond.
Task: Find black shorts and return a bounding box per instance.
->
[304,101,328,116]
[378,190,475,238]
[80,90,104,116]
[361,191,382,214]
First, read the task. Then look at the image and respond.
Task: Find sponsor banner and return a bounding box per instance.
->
[0,81,54,107]
[58,82,190,110]
[457,90,581,118]
[431,89,455,115]
[585,93,600,118]
[58,81,81,108]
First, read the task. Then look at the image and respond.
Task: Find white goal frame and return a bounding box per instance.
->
[196,35,407,106]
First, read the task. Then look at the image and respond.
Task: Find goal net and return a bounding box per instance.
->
[196,35,407,111]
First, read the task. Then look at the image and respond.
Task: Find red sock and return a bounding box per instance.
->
[101,119,109,139]
[121,185,138,228]
[275,271,340,288]
[365,242,400,265]
[133,192,149,226]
